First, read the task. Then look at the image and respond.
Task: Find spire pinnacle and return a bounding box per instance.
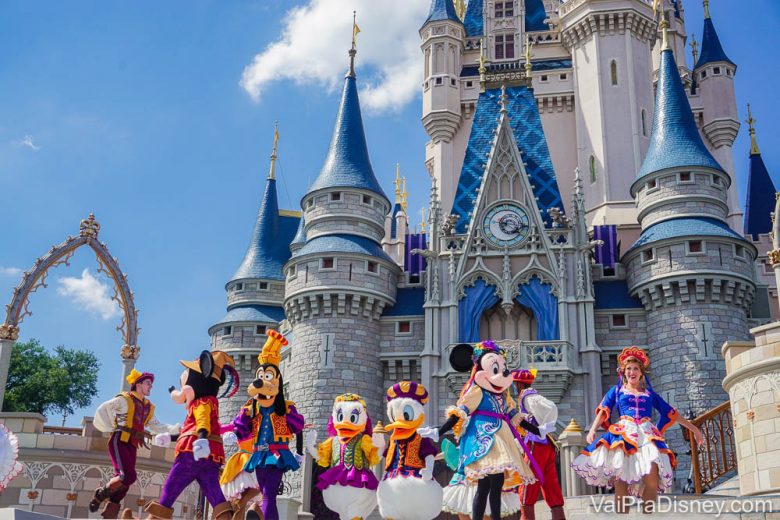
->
[420,207,427,233]
[660,17,670,51]
[524,35,534,76]
[747,104,761,155]
[395,163,402,203]
[499,84,508,114]
[268,121,279,180]
[401,177,408,212]
[348,11,360,78]
[703,0,710,19]
[691,33,699,65]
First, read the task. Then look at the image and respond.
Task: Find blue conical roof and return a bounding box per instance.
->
[290,214,306,249]
[696,17,734,69]
[463,0,483,36]
[636,49,723,179]
[525,0,550,31]
[423,0,460,26]
[231,178,286,282]
[305,74,389,206]
[744,148,776,239]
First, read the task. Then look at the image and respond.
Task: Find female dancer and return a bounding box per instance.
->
[571,346,703,513]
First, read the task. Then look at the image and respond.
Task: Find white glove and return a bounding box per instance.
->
[371,432,386,453]
[303,429,318,459]
[222,431,238,446]
[192,438,211,460]
[417,426,439,443]
[420,455,435,481]
[294,452,304,466]
[153,432,171,448]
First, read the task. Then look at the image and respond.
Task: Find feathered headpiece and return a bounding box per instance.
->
[472,340,502,363]
[126,369,154,387]
[258,330,288,366]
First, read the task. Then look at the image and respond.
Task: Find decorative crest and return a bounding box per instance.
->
[79,213,100,239]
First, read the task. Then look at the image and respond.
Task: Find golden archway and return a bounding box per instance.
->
[0,214,140,408]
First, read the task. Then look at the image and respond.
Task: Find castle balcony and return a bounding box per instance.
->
[442,340,576,402]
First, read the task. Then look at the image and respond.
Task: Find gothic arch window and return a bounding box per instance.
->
[589,155,597,183]
[610,60,618,86]
[479,301,536,341]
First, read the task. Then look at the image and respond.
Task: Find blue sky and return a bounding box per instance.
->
[0,0,778,426]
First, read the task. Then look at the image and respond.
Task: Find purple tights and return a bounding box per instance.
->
[255,467,284,520]
[159,452,226,508]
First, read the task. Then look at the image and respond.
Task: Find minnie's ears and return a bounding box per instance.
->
[449,344,474,373]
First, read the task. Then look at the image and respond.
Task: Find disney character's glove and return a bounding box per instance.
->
[371,432,386,453]
[420,454,435,481]
[153,432,171,448]
[303,429,318,459]
[192,438,210,460]
[294,452,304,465]
[417,426,439,443]
[222,431,238,446]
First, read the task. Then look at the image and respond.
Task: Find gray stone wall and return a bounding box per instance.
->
[226,279,285,307]
[303,190,387,241]
[635,171,729,227]
[286,256,396,297]
[285,317,385,433]
[647,302,750,487]
[379,317,425,354]
[595,310,648,394]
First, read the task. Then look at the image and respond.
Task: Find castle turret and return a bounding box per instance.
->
[743,105,776,239]
[210,128,300,424]
[382,164,409,265]
[626,25,756,487]
[559,0,657,227]
[420,0,465,214]
[694,0,742,230]
[283,46,400,431]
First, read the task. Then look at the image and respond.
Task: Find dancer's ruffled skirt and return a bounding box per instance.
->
[571,419,675,497]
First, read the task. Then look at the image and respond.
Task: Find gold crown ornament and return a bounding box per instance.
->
[258,330,288,366]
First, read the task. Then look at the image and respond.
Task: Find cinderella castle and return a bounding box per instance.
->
[208,0,777,492]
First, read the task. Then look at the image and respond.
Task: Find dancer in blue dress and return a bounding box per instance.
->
[571,346,703,513]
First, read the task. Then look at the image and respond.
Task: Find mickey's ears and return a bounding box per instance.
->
[449,344,474,373]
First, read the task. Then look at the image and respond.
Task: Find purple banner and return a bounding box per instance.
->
[593,225,618,268]
[404,233,427,275]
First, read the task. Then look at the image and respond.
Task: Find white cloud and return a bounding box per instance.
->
[57,269,121,320]
[0,266,22,276]
[240,0,429,113]
[14,135,41,151]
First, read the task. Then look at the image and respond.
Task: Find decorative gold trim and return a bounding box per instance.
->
[768,249,780,266]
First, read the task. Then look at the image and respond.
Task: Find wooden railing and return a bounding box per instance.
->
[686,401,736,494]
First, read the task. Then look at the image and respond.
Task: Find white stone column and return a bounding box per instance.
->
[120,356,136,392]
[558,418,589,497]
[0,338,15,411]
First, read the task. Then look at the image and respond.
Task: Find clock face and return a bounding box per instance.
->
[482,203,531,248]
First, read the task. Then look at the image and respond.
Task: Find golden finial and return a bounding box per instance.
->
[690,33,699,64]
[394,163,402,203]
[268,121,279,180]
[703,0,710,19]
[660,17,670,51]
[652,0,662,20]
[420,207,427,233]
[524,34,534,76]
[373,421,387,434]
[563,418,584,432]
[747,104,761,155]
[401,177,408,212]
[348,11,360,77]
[454,0,466,21]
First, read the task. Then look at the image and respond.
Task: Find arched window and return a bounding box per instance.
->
[610,60,618,86]
[641,109,648,137]
[589,155,597,183]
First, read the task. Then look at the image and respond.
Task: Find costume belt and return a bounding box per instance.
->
[253,443,289,456]
[114,427,152,440]
[178,431,223,444]
[472,410,544,484]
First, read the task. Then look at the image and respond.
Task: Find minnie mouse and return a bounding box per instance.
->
[419,341,542,520]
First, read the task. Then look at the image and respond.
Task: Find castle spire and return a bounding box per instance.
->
[268,122,279,180]
[747,103,760,155]
[695,1,734,69]
[660,17,670,51]
[401,177,408,212]
[744,105,776,238]
[395,163,402,203]
[635,36,722,180]
[348,11,359,78]
[690,32,699,65]
[304,22,389,207]
[422,0,460,26]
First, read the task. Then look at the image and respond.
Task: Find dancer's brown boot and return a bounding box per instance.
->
[550,505,567,520]
[120,508,135,519]
[520,504,536,520]
[144,501,174,520]
[246,502,263,520]
[231,488,260,520]
[212,502,234,520]
[90,480,128,513]
[102,501,122,519]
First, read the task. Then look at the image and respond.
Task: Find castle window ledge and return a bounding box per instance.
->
[645,179,659,192]
[610,314,628,329]
[734,244,748,262]
[686,240,705,256]
[222,326,232,337]
[255,325,267,336]
[677,172,694,184]
[641,248,656,265]
[321,257,336,270]
[396,321,413,336]
[287,265,297,279]
[366,261,379,275]
[234,282,244,291]
[330,192,341,202]
[361,195,372,206]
